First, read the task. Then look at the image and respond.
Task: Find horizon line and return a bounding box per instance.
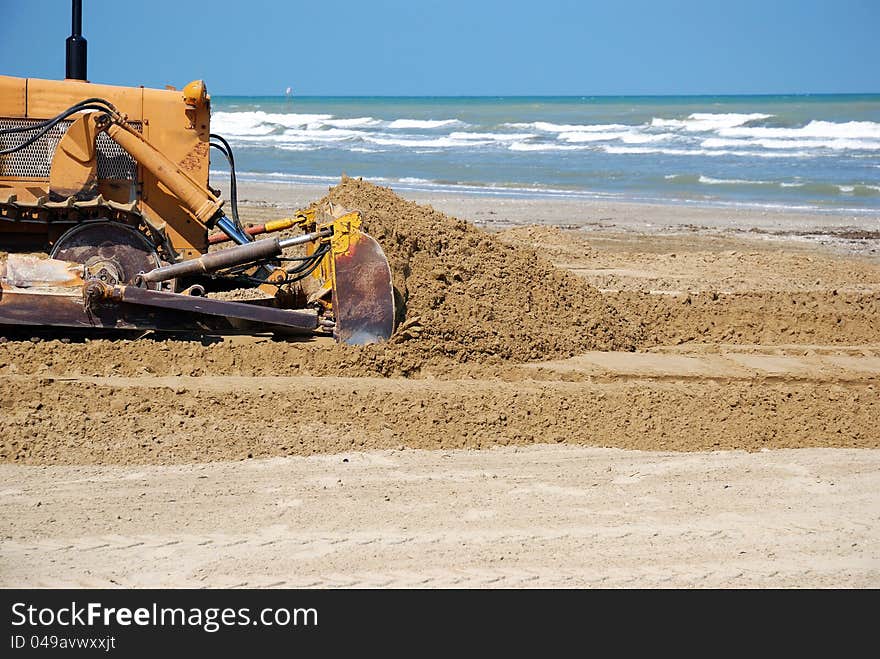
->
[211,91,880,98]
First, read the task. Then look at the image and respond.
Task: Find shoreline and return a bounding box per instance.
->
[226,178,880,259]
[218,172,880,219]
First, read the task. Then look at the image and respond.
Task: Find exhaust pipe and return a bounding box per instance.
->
[65,0,87,81]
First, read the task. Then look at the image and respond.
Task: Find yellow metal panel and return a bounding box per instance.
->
[3,76,214,258]
[0,76,27,116]
[26,78,144,119]
[139,86,212,256]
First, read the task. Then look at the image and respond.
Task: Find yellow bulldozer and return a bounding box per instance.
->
[0,1,395,344]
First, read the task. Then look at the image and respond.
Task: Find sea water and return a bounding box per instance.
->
[211,95,880,213]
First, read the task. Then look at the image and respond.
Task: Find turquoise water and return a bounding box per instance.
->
[211,95,880,213]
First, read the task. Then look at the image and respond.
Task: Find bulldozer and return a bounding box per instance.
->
[0,1,395,345]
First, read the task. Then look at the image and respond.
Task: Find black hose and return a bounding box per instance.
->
[0,97,116,135]
[277,250,329,283]
[209,133,243,233]
[278,254,326,262]
[212,244,331,286]
[228,256,326,286]
[283,247,331,275]
[209,141,237,224]
[0,102,116,156]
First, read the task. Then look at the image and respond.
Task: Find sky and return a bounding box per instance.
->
[1,0,878,96]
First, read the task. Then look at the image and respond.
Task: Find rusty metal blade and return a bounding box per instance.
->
[107,285,319,332]
[332,231,395,345]
[0,282,318,334]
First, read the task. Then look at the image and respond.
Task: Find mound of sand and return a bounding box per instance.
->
[321,177,639,362]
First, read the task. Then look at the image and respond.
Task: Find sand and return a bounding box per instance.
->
[2,177,878,464]
[232,179,880,259]
[1,177,879,587]
[2,445,878,587]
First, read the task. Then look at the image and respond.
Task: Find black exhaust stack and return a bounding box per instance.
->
[65,0,87,80]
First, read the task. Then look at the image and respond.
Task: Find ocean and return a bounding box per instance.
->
[211,95,880,214]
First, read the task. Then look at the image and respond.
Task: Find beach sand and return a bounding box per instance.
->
[1,178,878,587]
[233,180,880,258]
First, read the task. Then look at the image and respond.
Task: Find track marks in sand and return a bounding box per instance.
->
[2,446,878,588]
[1,343,878,464]
[1,375,877,464]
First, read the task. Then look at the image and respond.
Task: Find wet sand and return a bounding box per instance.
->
[231,179,880,259]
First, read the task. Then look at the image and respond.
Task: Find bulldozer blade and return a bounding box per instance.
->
[332,231,395,345]
[0,281,317,334]
[0,284,196,331]
[102,284,318,332]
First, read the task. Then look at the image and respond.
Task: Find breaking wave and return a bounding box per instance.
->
[387,118,462,129]
[207,99,880,212]
[719,119,880,140]
[211,109,880,161]
[658,174,880,197]
[650,112,772,131]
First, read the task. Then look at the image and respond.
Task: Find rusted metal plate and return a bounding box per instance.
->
[113,285,318,332]
[332,231,395,345]
[0,282,318,334]
[0,285,187,331]
[3,254,83,287]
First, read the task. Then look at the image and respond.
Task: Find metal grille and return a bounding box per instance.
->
[0,118,141,180]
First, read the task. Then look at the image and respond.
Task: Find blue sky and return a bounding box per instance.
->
[2,0,878,95]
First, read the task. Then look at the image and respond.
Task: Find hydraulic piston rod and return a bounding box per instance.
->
[139,228,331,284]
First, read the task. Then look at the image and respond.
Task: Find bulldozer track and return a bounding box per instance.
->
[0,195,142,224]
[0,195,180,265]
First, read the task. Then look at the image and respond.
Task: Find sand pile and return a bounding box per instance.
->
[320,177,639,362]
[0,179,641,379]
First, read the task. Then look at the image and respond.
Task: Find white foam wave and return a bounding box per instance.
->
[275,144,319,152]
[210,170,339,184]
[698,175,772,186]
[284,127,365,141]
[225,127,366,146]
[602,145,815,158]
[321,117,381,128]
[211,169,879,213]
[365,135,491,148]
[508,142,590,152]
[693,181,880,193]
[387,118,462,129]
[448,131,537,142]
[620,133,677,144]
[718,119,880,140]
[558,131,631,143]
[702,136,880,151]
[649,112,772,132]
[506,121,631,133]
[213,111,465,136]
[212,110,333,135]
